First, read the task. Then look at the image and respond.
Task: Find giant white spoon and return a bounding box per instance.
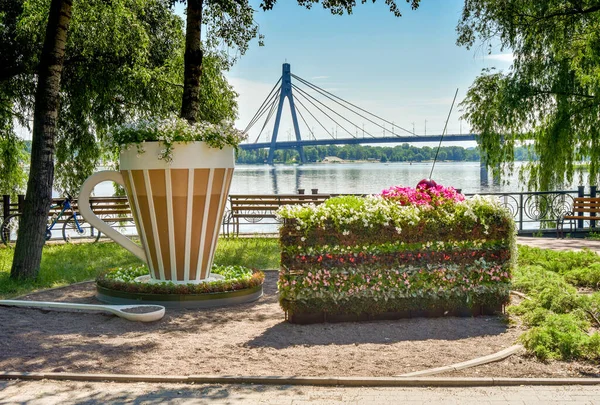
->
[0,300,165,322]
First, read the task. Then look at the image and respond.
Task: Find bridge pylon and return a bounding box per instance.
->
[267,63,306,165]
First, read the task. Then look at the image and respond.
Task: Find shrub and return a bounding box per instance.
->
[511,265,565,295]
[511,248,600,361]
[564,263,600,288]
[518,246,599,276]
[520,313,595,361]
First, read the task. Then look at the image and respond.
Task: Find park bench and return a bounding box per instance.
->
[2,194,134,230]
[557,197,600,238]
[225,194,332,236]
[86,196,135,226]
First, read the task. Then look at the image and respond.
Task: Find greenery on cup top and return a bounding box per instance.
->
[97,263,263,295]
[102,263,253,283]
[108,117,247,162]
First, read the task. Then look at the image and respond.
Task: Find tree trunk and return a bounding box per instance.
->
[10,0,72,280]
[180,0,204,123]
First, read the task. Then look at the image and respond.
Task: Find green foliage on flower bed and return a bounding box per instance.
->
[279,195,515,246]
[511,247,600,361]
[277,192,516,317]
[96,264,264,295]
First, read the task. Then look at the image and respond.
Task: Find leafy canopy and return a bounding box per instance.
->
[458,0,600,190]
[1,0,239,195]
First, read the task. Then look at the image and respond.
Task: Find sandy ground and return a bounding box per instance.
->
[0,272,598,378]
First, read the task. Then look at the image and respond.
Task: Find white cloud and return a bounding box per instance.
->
[485,53,514,63]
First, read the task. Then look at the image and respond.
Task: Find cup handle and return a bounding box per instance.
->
[78,171,147,264]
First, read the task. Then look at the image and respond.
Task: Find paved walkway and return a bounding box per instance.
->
[2,380,600,404]
[517,236,600,253]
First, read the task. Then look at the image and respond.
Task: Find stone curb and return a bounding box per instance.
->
[398,345,523,377]
[1,372,600,387]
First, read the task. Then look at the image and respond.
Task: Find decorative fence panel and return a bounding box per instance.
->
[3,187,597,237]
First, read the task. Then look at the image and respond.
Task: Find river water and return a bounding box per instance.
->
[92,161,537,197]
[230,162,527,195]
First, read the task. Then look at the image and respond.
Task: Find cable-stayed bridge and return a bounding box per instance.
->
[240,63,479,165]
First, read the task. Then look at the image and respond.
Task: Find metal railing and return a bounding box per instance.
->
[465,190,576,232]
[3,186,597,238]
[462,186,597,233]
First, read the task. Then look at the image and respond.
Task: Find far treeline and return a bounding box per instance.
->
[236,144,533,164]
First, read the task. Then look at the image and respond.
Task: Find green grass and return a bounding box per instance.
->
[0,237,279,299]
[213,236,280,270]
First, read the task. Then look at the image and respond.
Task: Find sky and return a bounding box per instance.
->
[195,0,513,147]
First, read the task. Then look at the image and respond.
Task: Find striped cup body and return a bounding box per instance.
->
[120,142,234,283]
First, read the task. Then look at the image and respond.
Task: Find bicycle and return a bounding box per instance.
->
[0,193,101,245]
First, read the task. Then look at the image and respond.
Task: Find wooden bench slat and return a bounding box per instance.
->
[574,197,600,202]
[229,199,328,204]
[99,217,135,222]
[232,214,277,218]
[232,208,281,212]
[89,211,132,215]
[231,204,319,210]
[569,208,600,213]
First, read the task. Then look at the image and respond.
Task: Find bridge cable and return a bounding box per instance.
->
[244,88,281,132]
[293,101,317,140]
[292,85,359,139]
[245,89,280,138]
[293,74,407,138]
[292,84,372,139]
[243,77,281,132]
[292,94,336,140]
[248,89,279,144]
[429,88,459,179]
[243,77,282,133]
[292,74,416,136]
[254,91,281,144]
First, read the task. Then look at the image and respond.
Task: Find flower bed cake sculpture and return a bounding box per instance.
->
[277,184,516,323]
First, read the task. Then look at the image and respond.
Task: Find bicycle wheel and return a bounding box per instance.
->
[62,213,101,243]
[1,213,22,245]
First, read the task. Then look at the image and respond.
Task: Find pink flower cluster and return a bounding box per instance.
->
[380,184,465,207]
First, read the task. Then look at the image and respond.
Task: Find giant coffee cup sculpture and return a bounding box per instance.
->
[79,142,234,284]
